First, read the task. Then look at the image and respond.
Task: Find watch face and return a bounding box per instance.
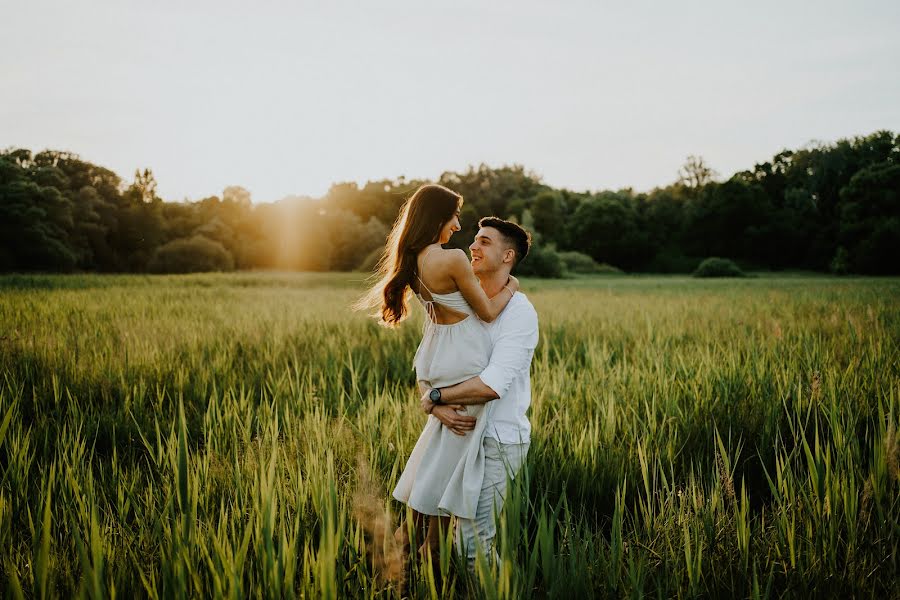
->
[430,389,441,402]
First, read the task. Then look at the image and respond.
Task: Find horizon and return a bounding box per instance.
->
[2,0,899,203]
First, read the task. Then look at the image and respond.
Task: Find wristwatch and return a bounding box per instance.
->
[429,388,443,405]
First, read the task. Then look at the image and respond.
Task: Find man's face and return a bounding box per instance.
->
[469,227,512,275]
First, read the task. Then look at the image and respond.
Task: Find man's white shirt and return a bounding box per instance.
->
[478,292,538,445]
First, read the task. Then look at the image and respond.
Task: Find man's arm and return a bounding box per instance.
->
[433,377,499,405]
[417,379,497,404]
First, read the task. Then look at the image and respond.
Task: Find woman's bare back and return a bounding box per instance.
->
[414,246,470,325]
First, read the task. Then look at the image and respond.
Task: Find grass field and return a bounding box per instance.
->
[0,272,898,598]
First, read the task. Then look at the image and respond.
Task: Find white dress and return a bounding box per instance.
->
[391,279,494,519]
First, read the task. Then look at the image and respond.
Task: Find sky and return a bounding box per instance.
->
[2,0,899,203]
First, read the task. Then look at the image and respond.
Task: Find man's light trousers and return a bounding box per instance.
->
[454,437,530,569]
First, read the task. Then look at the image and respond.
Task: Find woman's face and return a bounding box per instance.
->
[438,208,461,244]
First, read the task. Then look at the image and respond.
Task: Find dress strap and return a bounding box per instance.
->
[415,272,433,298]
[415,246,439,325]
[415,246,439,299]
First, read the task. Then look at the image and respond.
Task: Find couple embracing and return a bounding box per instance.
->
[358,184,538,570]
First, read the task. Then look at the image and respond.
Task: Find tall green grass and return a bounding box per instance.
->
[1,273,897,597]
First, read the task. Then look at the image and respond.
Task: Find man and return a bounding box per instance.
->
[418,216,539,569]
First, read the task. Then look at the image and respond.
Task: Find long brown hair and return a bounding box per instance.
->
[357,184,462,326]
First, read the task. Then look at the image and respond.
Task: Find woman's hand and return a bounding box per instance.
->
[432,405,476,436]
[420,391,435,414]
[420,389,476,434]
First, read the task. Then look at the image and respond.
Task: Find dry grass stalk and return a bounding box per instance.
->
[715,447,736,506]
[352,456,405,591]
[887,422,899,483]
[810,371,822,403]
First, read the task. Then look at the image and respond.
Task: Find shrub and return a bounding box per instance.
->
[558,251,621,274]
[148,235,234,273]
[594,262,624,274]
[558,251,593,273]
[692,257,745,278]
[516,244,565,278]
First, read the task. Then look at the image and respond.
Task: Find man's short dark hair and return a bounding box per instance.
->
[478,216,532,266]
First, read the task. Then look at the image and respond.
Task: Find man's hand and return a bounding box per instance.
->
[431,405,476,436]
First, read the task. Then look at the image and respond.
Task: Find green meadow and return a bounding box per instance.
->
[0,273,898,598]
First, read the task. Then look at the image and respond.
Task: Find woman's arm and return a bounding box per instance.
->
[448,251,518,322]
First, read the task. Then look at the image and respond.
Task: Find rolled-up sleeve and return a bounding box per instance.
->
[479,303,539,398]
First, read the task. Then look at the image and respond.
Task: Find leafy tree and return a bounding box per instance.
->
[837,161,900,273]
[439,164,548,250]
[0,156,77,271]
[323,210,389,271]
[682,178,772,263]
[2,132,899,275]
[531,191,565,239]
[567,191,654,270]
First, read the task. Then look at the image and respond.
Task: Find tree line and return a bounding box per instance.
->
[1,130,897,276]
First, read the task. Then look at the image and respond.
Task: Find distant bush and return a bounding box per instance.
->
[516,244,565,278]
[692,257,745,278]
[594,262,624,274]
[149,235,234,273]
[556,251,608,274]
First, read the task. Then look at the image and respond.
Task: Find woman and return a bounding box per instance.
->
[358,183,518,559]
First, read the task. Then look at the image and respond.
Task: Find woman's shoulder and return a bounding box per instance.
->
[421,249,470,289]
[433,248,469,267]
[417,247,468,291]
